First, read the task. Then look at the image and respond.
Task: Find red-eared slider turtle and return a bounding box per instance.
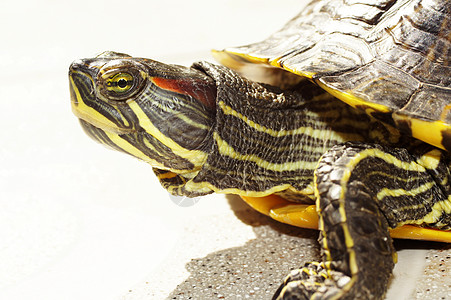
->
[68,0,451,299]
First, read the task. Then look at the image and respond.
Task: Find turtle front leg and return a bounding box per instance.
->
[273,142,450,300]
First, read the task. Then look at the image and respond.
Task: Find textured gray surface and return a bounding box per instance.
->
[168,206,319,299]
[414,245,451,300]
[121,196,450,300]
[167,204,451,300]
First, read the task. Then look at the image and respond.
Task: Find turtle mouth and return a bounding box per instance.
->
[69,61,135,135]
[77,118,112,144]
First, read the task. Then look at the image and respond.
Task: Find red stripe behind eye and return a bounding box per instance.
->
[151,77,216,109]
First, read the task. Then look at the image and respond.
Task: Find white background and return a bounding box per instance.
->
[0,1,440,299]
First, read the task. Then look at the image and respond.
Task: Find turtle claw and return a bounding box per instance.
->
[273,262,350,300]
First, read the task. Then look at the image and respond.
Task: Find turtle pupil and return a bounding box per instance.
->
[118,78,128,89]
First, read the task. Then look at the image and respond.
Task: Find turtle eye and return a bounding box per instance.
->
[106,73,134,93]
[98,67,145,101]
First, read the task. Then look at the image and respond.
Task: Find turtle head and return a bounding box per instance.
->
[69,51,217,173]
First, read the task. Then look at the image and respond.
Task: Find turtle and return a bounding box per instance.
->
[68,0,451,299]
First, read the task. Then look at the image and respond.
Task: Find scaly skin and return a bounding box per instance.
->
[274,142,450,299]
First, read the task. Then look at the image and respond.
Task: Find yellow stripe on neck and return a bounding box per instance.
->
[213,132,315,172]
[128,101,207,170]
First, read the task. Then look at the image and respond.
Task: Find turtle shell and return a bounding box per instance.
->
[214,0,451,242]
[214,0,451,151]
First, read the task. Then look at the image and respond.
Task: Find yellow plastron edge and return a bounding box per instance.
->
[240,195,451,243]
[212,49,317,79]
[212,49,268,70]
[240,195,319,230]
[317,79,451,152]
[393,113,450,151]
